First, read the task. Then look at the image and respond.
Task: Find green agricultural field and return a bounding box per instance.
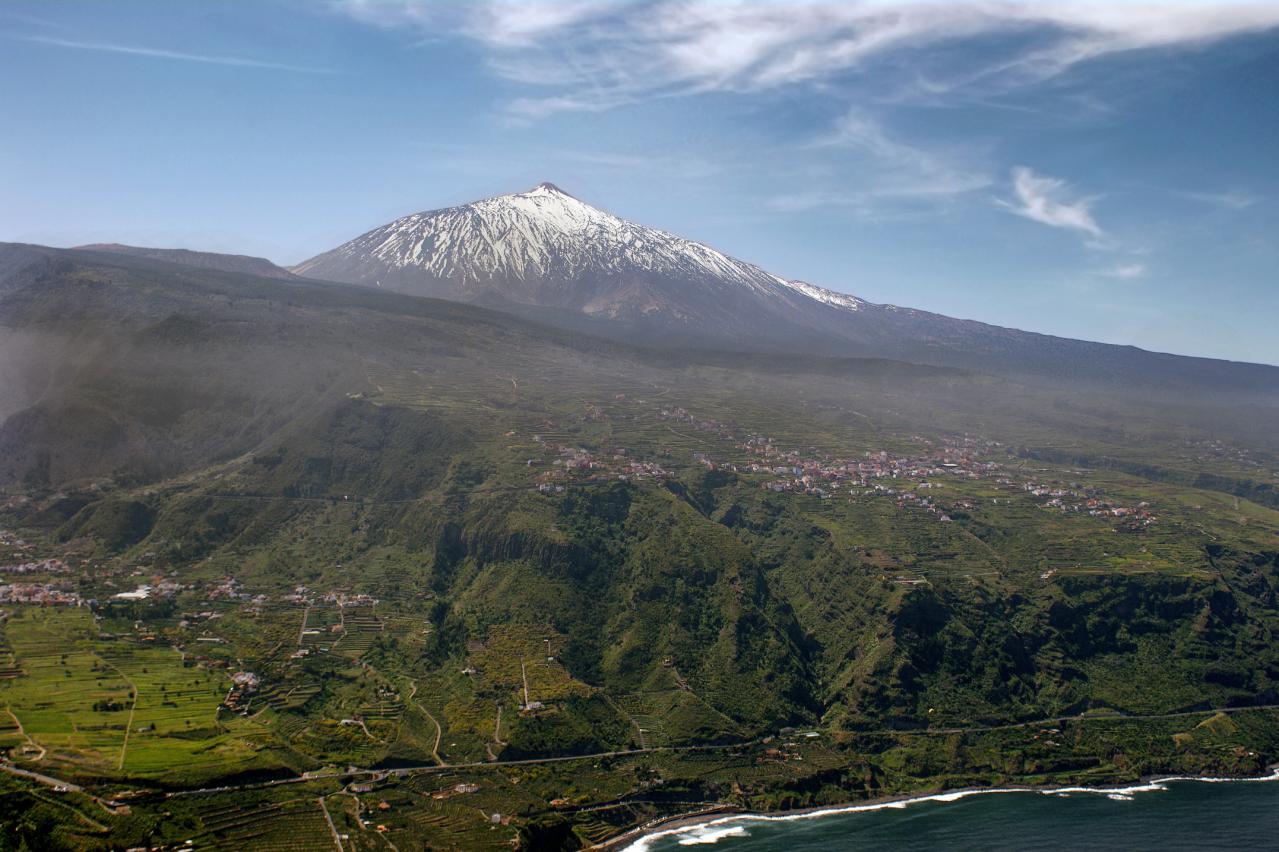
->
[1,609,135,772]
[0,608,272,781]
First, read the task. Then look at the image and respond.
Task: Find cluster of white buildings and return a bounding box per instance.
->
[1019,479,1156,526]
[0,558,69,575]
[0,582,83,605]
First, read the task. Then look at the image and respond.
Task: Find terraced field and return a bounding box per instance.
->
[191,796,340,851]
[334,607,383,658]
[615,688,743,747]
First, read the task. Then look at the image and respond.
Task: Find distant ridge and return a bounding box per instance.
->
[76,243,296,280]
[292,184,1279,399]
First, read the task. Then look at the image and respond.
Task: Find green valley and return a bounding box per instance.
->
[2,245,1279,849]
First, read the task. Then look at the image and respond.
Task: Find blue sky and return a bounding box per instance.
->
[2,1,1277,364]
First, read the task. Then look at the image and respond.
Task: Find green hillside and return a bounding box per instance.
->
[3,245,1279,849]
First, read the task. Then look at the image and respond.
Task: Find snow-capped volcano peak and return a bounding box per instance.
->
[526,181,571,196]
[292,183,867,329]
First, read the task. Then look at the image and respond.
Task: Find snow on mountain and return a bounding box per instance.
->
[289,182,1279,392]
[291,182,865,325]
[779,279,864,312]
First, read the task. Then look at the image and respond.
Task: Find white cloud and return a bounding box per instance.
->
[1100,262,1146,279]
[333,1,1279,115]
[16,35,334,73]
[1181,190,1261,209]
[1003,166,1103,239]
[773,108,991,211]
[337,0,612,48]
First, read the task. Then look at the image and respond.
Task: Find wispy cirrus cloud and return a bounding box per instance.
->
[333,1,1279,116]
[770,108,992,212]
[16,34,335,74]
[1100,262,1146,280]
[338,0,613,47]
[1180,190,1262,210]
[1002,166,1104,240]
[0,9,68,30]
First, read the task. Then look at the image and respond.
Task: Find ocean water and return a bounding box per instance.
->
[628,772,1279,851]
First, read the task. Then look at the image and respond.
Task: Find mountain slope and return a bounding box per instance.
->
[293,182,861,336]
[0,242,966,490]
[8,240,1279,839]
[293,184,1279,399]
[76,242,296,279]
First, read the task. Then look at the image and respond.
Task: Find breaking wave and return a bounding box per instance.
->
[622,768,1279,851]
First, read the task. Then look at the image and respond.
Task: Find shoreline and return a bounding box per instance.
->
[600,764,1279,851]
